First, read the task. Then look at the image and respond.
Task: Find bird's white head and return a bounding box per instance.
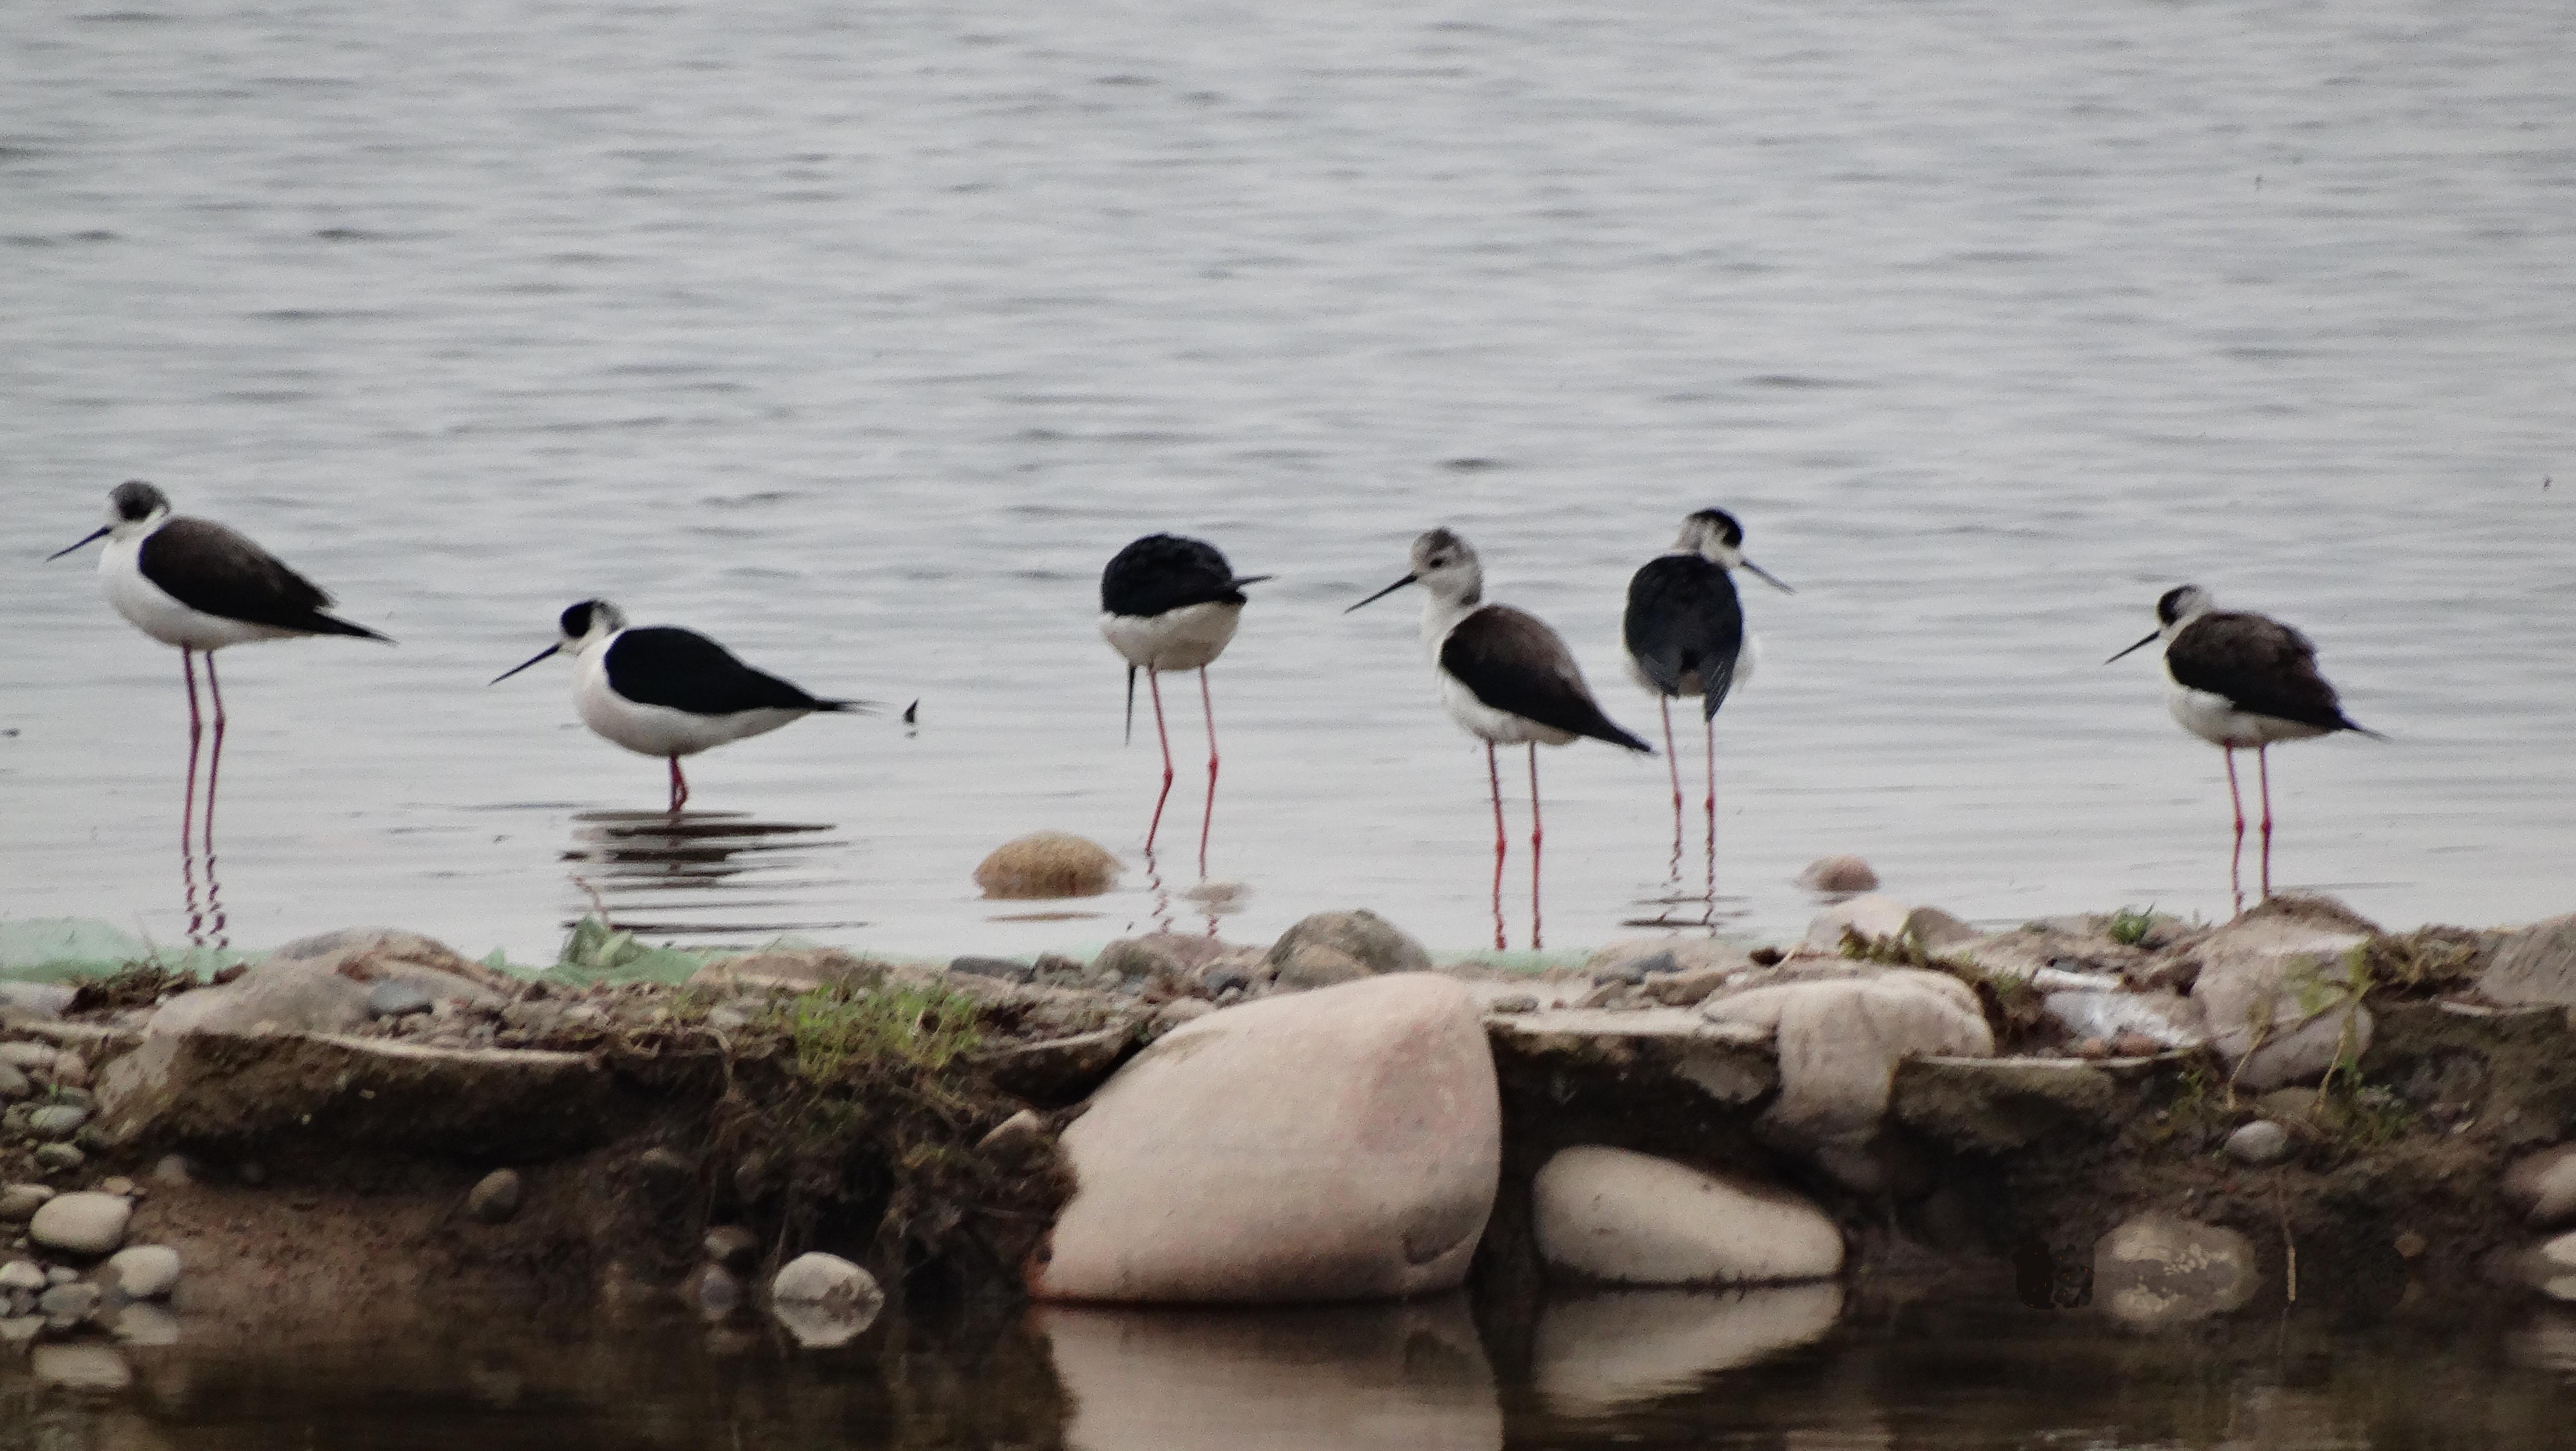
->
[491,598,629,685]
[1673,507,1793,593]
[1344,527,1485,614]
[47,480,171,562]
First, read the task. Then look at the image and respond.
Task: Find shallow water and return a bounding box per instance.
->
[12,1294,2576,1449]
[5,0,2574,961]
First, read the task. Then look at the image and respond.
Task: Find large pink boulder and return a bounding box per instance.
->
[1030,973,1499,1303]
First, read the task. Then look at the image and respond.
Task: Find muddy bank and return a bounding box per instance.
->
[6,896,2576,1362]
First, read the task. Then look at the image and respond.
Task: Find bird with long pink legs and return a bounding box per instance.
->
[50,481,391,946]
[1622,508,1793,910]
[2108,584,2381,916]
[1098,534,1269,880]
[1349,529,1651,951]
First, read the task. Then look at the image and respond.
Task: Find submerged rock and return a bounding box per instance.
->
[973,832,1120,899]
[1534,1284,1844,1416]
[769,1252,885,1347]
[29,1191,131,1256]
[1532,1146,1843,1286]
[1032,973,1499,1304]
[2093,1212,2259,1329]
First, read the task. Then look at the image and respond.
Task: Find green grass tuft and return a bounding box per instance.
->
[2106,906,2157,947]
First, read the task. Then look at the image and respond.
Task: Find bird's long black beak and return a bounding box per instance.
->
[2104,630,2161,665]
[46,526,109,563]
[1345,573,1417,613]
[1232,573,1275,590]
[1123,665,1137,745]
[1740,558,1795,594]
[489,642,561,685]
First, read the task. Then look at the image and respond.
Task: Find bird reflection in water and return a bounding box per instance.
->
[1138,842,1248,939]
[561,810,864,946]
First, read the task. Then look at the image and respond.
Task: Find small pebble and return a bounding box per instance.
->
[977,1109,1051,1165]
[26,1105,90,1141]
[38,1282,102,1327]
[0,1260,43,1292]
[702,1225,760,1273]
[34,1143,85,1173]
[45,1267,77,1287]
[51,1053,89,1089]
[0,1185,53,1221]
[150,1156,193,1189]
[1797,854,1881,893]
[1484,994,1540,1015]
[105,1245,181,1300]
[467,1169,523,1225]
[98,1177,138,1200]
[367,980,436,1019]
[2226,1120,2293,1166]
[0,1063,28,1100]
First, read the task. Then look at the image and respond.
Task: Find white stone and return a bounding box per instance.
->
[1799,894,1916,953]
[2093,1212,2259,1329]
[2186,896,2376,1092]
[103,1245,181,1300]
[1701,968,1993,1150]
[29,1191,133,1256]
[1033,973,1500,1303]
[0,1183,56,1221]
[2506,1144,2576,1230]
[31,1343,133,1393]
[1534,1284,1844,1415]
[0,1259,44,1292]
[1533,1147,1843,1286]
[140,927,504,1041]
[768,1252,884,1348]
[1040,1296,1499,1451]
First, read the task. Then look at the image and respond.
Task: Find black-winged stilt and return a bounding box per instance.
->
[2108,584,2381,914]
[1622,507,1793,890]
[1098,534,1269,876]
[1348,528,1651,950]
[48,481,390,943]
[492,599,870,813]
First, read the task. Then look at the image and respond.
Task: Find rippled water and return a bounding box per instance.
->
[5,0,2572,961]
[10,1295,2576,1449]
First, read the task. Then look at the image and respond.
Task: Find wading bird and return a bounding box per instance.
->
[1098,534,1268,876]
[1622,507,1793,891]
[1349,528,1651,950]
[492,599,867,813]
[2108,584,2380,914]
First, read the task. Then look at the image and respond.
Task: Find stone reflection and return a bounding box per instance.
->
[1038,1296,1502,1451]
[562,810,857,947]
[1533,1284,1842,1416]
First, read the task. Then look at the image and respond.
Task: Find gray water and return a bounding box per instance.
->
[11,1294,2576,1449]
[5,0,2574,963]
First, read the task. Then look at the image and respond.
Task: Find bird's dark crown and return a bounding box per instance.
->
[110,480,168,521]
[2156,585,2204,626]
[1685,507,1744,548]
[561,600,605,639]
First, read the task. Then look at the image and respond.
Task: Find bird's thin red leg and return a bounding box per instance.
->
[667,756,690,814]
[2256,744,2275,901]
[1486,743,1507,952]
[1196,667,1219,880]
[2222,747,2246,917]
[180,649,205,944]
[1142,669,1175,854]
[1704,711,1718,907]
[201,651,229,948]
[1528,743,1544,953]
[1660,698,1683,870]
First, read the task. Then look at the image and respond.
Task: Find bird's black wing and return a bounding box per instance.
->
[141,518,387,640]
[607,627,840,716]
[1101,534,1247,617]
[1443,605,1652,752]
[1622,554,1746,720]
[2167,611,2367,733]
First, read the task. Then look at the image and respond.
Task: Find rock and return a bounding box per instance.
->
[1487,1009,1779,1115]
[2225,1120,2292,1166]
[1891,1057,2127,1155]
[0,1260,42,1292]
[2093,1212,2259,1329]
[366,980,434,1019]
[1702,967,1994,1152]
[0,1316,38,1349]
[980,1025,1138,1105]
[686,1263,742,1319]
[0,983,79,1017]
[1262,910,1433,983]
[1797,855,1880,893]
[102,1245,180,1300]
[111,1302,180,1346]
[138,927,505,1041]
[31,1343,131,1394]
[467,1169,523,1224]
[702,1224,760,1272]
[39,1281,103,1326]
[1586,938,1754,982]
[2485,914,2576,1007]
[948,955,1035,984]
[0,1042,60,1071]
[1639,968,1733,1007]
[1901,906,1980,951]
[1533,1284,1844,1416]
[45,1267,76,1286]
[1799,894,1915,953]
[2186,895,2376,1091]
[1093,933,1232,983]
[2525,1231,2576,1300]
[1150,998,1214,1037]
[2041,990,2205,1049]
[977,1108,1052,1165]
[973,832,1120,899]
[34,1142,85,1172]
[2506,1145,2576,1230]
[0,1063,27,1100]
[0,1184,53,1221]
[1032,974,1499,1303]
[97,1176,136,1200]
[30,1192,131,1256]
[636,1147,697,1195]
[26,1104,89,1140]
[151,1155,192,1188]
[49,1052,90,1089]
[769,1252,885,1348]
[1532,1146,1843,1286]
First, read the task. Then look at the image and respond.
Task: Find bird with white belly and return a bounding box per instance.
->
[1097,533,1269,875]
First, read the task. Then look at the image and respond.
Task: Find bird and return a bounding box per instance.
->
[1348,528,1651,951]
[1622,507,1793,893]
[491,599,869,814]
[48,480,390,943]
[1098,534,1269,876]
[2108,584,2381,914]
